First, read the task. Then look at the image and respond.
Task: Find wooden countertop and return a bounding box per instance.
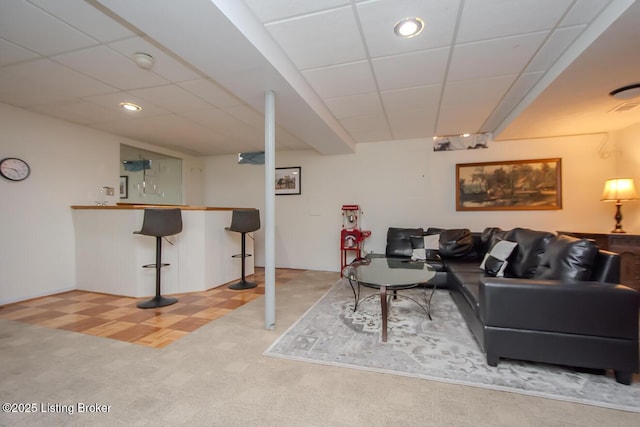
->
[71,204,255,211]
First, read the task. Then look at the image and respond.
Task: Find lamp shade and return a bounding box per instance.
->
[601,178,639,201]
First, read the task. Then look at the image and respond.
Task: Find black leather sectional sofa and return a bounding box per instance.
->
[385,226,640,385]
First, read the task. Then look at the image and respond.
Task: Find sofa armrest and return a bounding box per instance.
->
[479,277,639,340]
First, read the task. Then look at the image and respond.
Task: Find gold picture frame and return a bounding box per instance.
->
[456,158,562,211]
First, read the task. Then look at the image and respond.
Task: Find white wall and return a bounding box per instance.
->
[3,99,640,301]
[0,103,204,304]
[204,132,639,272]
[614,121,640,233]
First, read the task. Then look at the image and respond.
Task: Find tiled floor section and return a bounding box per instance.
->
[0,268,304,348]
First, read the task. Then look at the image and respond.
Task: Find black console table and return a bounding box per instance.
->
[558,231,640,292]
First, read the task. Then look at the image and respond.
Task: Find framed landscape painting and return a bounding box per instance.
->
[456,158,562,211]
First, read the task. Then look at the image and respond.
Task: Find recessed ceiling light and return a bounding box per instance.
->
[609,83,640,100]
[394,17,424,38]
[119,102,142,112]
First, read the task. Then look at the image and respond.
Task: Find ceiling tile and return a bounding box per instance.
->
[0,68,73,107]
[481,71,544,132]
[387,108,437,140]
[448,33,548,82]
[303,61,377,98]
[52,45,169,90]
[561,0,611,27]
[28,0,137,43]
[356,0,459,58]
[324,92,383,119]
[129,85,211,113]
[94,114,228,150]
[180,107,283,152]
[372,47,449,91]
[457,0,573,43]
[243,0,350,23]
[29,99,123,125]
[225,104,265,129]
[0,0,98,55]
[437,75,516,135]
[264,6,366,70]
[0,59,116,106]
[180,108,245,131]
[178,79,242,109]
[0,38,39,66]
[273,127,307,150]
[526,26,585,73]
[340,113,392,142]
[380,84,441,113]
[108,37,201,83]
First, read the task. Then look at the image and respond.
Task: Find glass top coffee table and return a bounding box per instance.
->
[342,257,436,342]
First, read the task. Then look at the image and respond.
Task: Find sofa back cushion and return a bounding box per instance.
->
[504,228,554,278]
[534,235,599,281]
[385,227,424,257]
[438,228,474,258]
[480,227,508,254]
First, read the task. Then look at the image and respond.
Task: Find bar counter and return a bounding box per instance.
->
[71,205,255,297]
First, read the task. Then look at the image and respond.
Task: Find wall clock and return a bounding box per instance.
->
[0,157,31,181]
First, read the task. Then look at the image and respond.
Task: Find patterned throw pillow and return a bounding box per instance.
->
[411,234,440,261]
[479,240,518,277]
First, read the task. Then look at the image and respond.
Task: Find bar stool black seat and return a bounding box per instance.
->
[226,209,260,290]
[134,208,182,308]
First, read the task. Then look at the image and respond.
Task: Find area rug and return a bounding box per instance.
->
[264,279,640,412]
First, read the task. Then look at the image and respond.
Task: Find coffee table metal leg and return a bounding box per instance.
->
[345,276,362,312]
[380,285,388,342]
[423,283,436,320]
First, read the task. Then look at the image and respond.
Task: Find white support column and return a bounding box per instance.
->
[264,90,276,329]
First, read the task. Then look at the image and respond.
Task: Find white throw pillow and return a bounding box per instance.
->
[479,240,518,277]
[424,234,440,250]
[411,248,426,261]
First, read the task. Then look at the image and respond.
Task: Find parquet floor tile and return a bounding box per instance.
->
[0,268,304,348]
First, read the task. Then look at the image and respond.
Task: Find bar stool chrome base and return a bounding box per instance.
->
[228,280,257,290]
[137,295,178,309]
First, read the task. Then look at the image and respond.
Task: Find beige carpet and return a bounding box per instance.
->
[1,270,638,426]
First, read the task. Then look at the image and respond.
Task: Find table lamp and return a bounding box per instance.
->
[601,178,638,233]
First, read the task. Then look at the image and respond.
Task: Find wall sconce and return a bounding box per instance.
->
[601,178,638,233]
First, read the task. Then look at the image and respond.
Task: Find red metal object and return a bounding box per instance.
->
[340,205,371,274]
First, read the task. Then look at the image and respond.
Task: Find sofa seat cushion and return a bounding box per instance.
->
[424,258,446,272]
[534,235,599,281]
[447,261,485,315]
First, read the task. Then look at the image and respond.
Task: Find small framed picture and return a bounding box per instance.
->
[120,176,128,199]
[275,167,301,195]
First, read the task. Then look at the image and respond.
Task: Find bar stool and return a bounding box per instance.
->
[134,208,182,308]
[226,209,260,290]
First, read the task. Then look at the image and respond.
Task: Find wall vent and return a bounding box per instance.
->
[610,101,640,112]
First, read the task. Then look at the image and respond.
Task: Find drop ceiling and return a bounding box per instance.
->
[1,0,639,156]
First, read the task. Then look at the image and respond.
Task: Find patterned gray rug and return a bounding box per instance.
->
[265,279,640,412]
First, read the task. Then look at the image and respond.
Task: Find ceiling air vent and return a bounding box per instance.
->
[610,101,640,112]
